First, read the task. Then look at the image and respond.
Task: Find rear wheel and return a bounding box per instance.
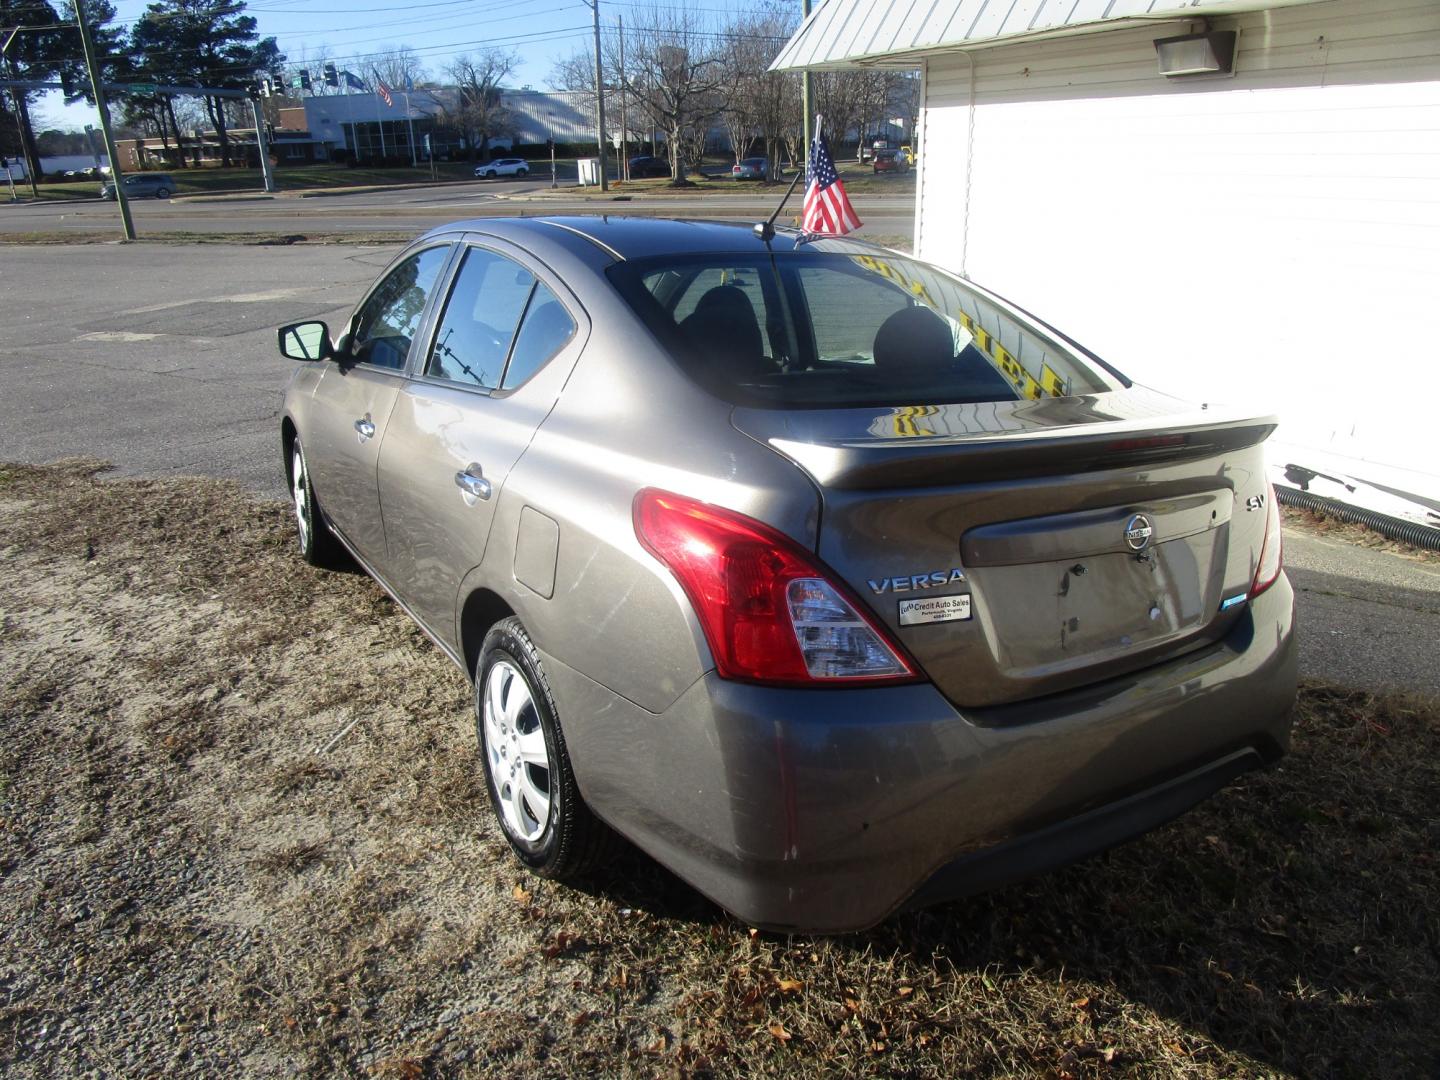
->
[476,618,617,879]
[517,167,528,177]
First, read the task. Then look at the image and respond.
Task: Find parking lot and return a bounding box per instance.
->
[1,238,1438,1077]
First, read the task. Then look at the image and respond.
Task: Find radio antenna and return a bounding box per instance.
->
[753,165,806,242]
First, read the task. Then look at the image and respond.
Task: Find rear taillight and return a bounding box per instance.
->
[633,489,917,686]
[1249,482,1283,597]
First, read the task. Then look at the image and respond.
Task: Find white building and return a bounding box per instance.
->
[775,0,1440,501]
[300,89,624,160]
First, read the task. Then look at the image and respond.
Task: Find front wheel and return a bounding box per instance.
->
[289,436,342,567]
[485,169,497,179]
[476,618,617,879]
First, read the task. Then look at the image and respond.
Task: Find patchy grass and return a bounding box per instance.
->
[0,460,1436,1078]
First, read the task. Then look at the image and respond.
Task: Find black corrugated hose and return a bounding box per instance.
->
[1275,485,1440,552]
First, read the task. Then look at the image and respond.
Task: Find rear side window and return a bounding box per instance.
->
[610,251,1122,409]
[503,283,577,389]
[426,248,535,388]
[425,247,577,391]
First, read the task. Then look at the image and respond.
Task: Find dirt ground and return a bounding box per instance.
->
[1,461,1437,1079]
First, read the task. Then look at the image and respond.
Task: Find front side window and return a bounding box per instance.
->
[349,245,450,370]
[610,251,1124,409]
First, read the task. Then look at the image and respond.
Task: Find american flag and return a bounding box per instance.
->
[802,115,862,235]
[375,75,394,108]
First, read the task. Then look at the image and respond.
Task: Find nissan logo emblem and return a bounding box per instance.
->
[1124,513,1154,551]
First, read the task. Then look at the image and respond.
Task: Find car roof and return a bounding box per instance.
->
[417,216,890,262]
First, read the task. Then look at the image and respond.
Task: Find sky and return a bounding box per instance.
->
[38,0,793,132]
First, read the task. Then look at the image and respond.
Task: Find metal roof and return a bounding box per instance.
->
[770,0,1324,69]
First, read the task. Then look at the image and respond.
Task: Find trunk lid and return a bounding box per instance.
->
[734,386,1278,708]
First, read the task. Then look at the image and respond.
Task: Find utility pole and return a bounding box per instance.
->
[1,26,39,199]
[74,0,133,239]
[617,14,627,182]
[801,0,813,172]
[249,95,276,192]
[586,0,608,191]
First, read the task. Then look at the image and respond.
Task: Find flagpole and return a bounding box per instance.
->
[373,73,388,159]
[403,90,417,166]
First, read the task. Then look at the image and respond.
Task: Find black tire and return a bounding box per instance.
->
[289,435,343,567]
[517,167,528,177]
[154,187,170,199]
[485,169,497,179]
[476,617,618,880]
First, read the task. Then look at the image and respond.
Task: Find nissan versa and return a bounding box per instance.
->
[277,217,1296,932]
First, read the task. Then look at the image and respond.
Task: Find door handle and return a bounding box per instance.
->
[454,465,492,503]
[354,415,376,442]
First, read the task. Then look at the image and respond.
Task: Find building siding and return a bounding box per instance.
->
[916,0,1440,481]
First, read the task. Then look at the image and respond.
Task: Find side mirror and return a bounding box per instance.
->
[277,321,333,362]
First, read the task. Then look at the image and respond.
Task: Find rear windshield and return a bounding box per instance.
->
[609,251,1123,409]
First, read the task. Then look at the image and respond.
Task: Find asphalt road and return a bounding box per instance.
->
[0,176,917,239]
[1,242,1434,697]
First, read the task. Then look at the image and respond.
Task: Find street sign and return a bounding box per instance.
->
[129,82,158,94]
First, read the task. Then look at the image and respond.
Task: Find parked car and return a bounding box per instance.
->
[873,149,910,174]
[276,217,1296,933]
[732,157,769,180]
[99,172,176,200]
[627,155,671,179]
[475,158,529,179]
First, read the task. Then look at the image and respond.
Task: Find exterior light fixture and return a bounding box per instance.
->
[1154,30,1237,77]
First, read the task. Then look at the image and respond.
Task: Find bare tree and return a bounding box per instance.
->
[813,70,865,159]
[368,47,427,91]
[617,5,726,186]
[724,5,799,177]
[442,50,518,162]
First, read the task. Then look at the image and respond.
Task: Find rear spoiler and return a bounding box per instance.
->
[738,399,1277,490]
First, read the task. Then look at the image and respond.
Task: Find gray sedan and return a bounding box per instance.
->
[276,217,1296,932]
[100,172,176,199]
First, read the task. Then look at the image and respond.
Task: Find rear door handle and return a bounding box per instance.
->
[354,415,376,442]
[455,465,492,503]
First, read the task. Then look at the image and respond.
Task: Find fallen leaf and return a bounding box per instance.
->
[870,1039,888,1053]
[776,978,804,994]
[768,1022,792,1042]
[1070,996,1091,1009]
[896,986,914,999]
[1101,1047,1119,1063]
[512,885,532,903]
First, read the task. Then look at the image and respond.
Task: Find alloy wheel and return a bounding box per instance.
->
[482,658,552,842]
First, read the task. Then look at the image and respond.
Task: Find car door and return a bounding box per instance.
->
[304,243,453,567]
[376,239,587,650]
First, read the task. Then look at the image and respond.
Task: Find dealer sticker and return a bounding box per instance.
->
[898,594,972,626]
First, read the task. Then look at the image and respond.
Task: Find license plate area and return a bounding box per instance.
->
[967,532,1227,679]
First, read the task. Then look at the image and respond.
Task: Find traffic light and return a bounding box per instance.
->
[297,69,311,91]
[260,77,273,97]
[323,63,338,88]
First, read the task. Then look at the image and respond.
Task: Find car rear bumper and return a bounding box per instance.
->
[551,573,1297,933]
